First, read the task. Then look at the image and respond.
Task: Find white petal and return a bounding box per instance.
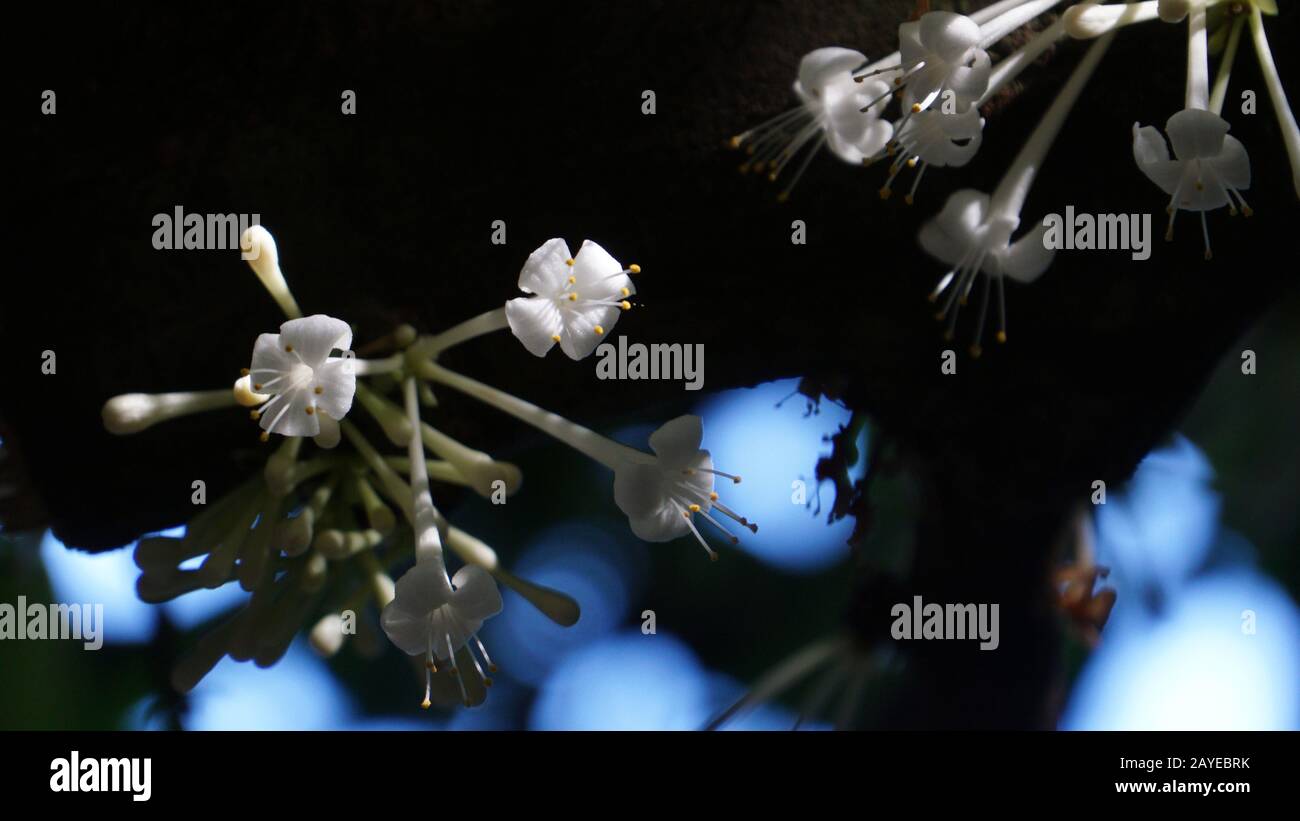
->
[392,561,453,617]
[505,295,563,357]
[918,188,989,266]
[450,566,503,623]
[797,47,867,98]
[921,12,981,64]
[629,504,691,542]
[313,412,341,449]
[571,239,630,300]
[648,414,705,468]
[280,314,353,367]
[1166,108,1229,160]
[260,388,319,437]
[558,305,619,360]
[249,332,296,378]
[312,357,356,421]
[379,599,430,656]
[518,238,572,295]
[898,21,926,64]
[1209,134,1251,191]
[998,222,1056,284]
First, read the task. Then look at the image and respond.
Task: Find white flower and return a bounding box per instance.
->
[1133,108,1251,258]
[730,47,893,199]
[248,314,356,440]
[380,562,502,708]
[893,12,991,114]
[918,188,1054,354]
[877,105,985,203]
[239,224,302,319]
[612,415,756,561]
[505,238,637,360]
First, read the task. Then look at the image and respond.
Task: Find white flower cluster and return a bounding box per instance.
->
[103,225,754,710]
[733,0,1295,354]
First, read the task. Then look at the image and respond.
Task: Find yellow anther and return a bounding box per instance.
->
[568,275,576,284]
[689,504,701,513]
[285,345,293,353]
[996,331,1008,344]
[1242,205,1254,217]
[911,103,922,113]
[682,511,691,519]
[551,334,562,343]
[314,386,324,395]
[628,264,641,274]
[906,157,917,168]
[594,325,604,335]
[240,368,250,376]
[879,187,892,200]
[565,258,575,266]
[568,293,578,301]
[728,135,742,149]
[620,300,631,310]
[420,698,431,710]
[305,406,315,415]
[904,194,915,206]
[621,287,630,297]
[709,492,718,501]
[249,410,261,420]
[253,383,263,390]
[259,431,270,442]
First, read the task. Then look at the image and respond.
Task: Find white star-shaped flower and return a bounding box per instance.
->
[919,188,1054,354]
[505,238,637,360]
[380,562,502,707]
[1133,108,1252,258]
[612,415,756,561]
[248,314,356,440]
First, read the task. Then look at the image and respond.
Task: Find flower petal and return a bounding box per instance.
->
[647,414,705,468]
[379,600,430,656]
[998,222,1056,284]
[921,11,981,65]
[279,314,352,368]
[249,332,296,379]
[450,565,503,623]
[558,305,620,360]
[918,188,989,266]
[629,503,691,542]
[259,387,319,437]
[392,560,453,619]
[518,238,572,295]
[797,47,867,99]
[312,357,356,421]
[1166,108,1229,160]
[571,239,630,300]
[505,295,563,357]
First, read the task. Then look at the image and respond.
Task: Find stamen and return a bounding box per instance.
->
[474,636,498,673]
[1200,210,1212,260]
[679,506,719,561]
[447,633,470,707]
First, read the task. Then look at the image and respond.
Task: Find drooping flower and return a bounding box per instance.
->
[248,314,356,440]
[380,562,503,708]
[878,12,993,114]
[612,415,756,561]
[504,238,637,360]
[919,188,1054,353]
[876,105,985,203]
[730,47,894,200]
[1133,110,1251,259]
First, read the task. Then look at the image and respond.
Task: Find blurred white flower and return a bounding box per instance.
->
[612,415,756,561]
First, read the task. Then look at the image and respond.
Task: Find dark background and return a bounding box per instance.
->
[3,0,1297,729]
